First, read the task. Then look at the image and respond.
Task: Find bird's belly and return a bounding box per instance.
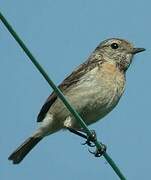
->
[71,81,122,126]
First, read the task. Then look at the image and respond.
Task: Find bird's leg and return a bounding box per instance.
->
[67,127,107,157]
[67,127,87,139]
[67,127,96,147]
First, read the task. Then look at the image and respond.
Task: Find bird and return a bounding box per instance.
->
[8,38,145,164]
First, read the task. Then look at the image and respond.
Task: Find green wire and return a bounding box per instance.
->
[0,11,126,180]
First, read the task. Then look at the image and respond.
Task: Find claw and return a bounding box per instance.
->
[82,130,97,147]
[81,140,95,147]
[88,148,96,154]
[88,144,107,157]
[94,149,104,157]
[89,130,97,142]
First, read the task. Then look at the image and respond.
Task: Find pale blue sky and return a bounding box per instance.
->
[0,1,150,179]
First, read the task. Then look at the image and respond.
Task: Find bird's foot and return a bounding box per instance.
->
[82,130,96,147]
[88,143,107,157]
[67,127,106,156]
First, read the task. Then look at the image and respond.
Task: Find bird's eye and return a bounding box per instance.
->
[111,43,119,49]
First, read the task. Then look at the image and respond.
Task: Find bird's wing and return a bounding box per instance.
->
[37,53,103,122]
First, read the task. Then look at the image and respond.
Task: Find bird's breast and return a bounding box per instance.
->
[71,62,126,124]
[99,62,126,107]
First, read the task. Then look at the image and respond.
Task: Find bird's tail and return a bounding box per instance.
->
[8,135,43,164]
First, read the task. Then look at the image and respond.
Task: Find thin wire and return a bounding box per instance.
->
[0,11,126,180]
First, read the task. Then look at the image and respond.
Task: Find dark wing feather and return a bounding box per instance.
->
[37,51,103,122]
[37,92,58,122]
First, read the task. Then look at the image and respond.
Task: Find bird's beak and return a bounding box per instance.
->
[132,48,146,54]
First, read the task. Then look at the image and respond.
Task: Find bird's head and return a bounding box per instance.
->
[96,38,145,71]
